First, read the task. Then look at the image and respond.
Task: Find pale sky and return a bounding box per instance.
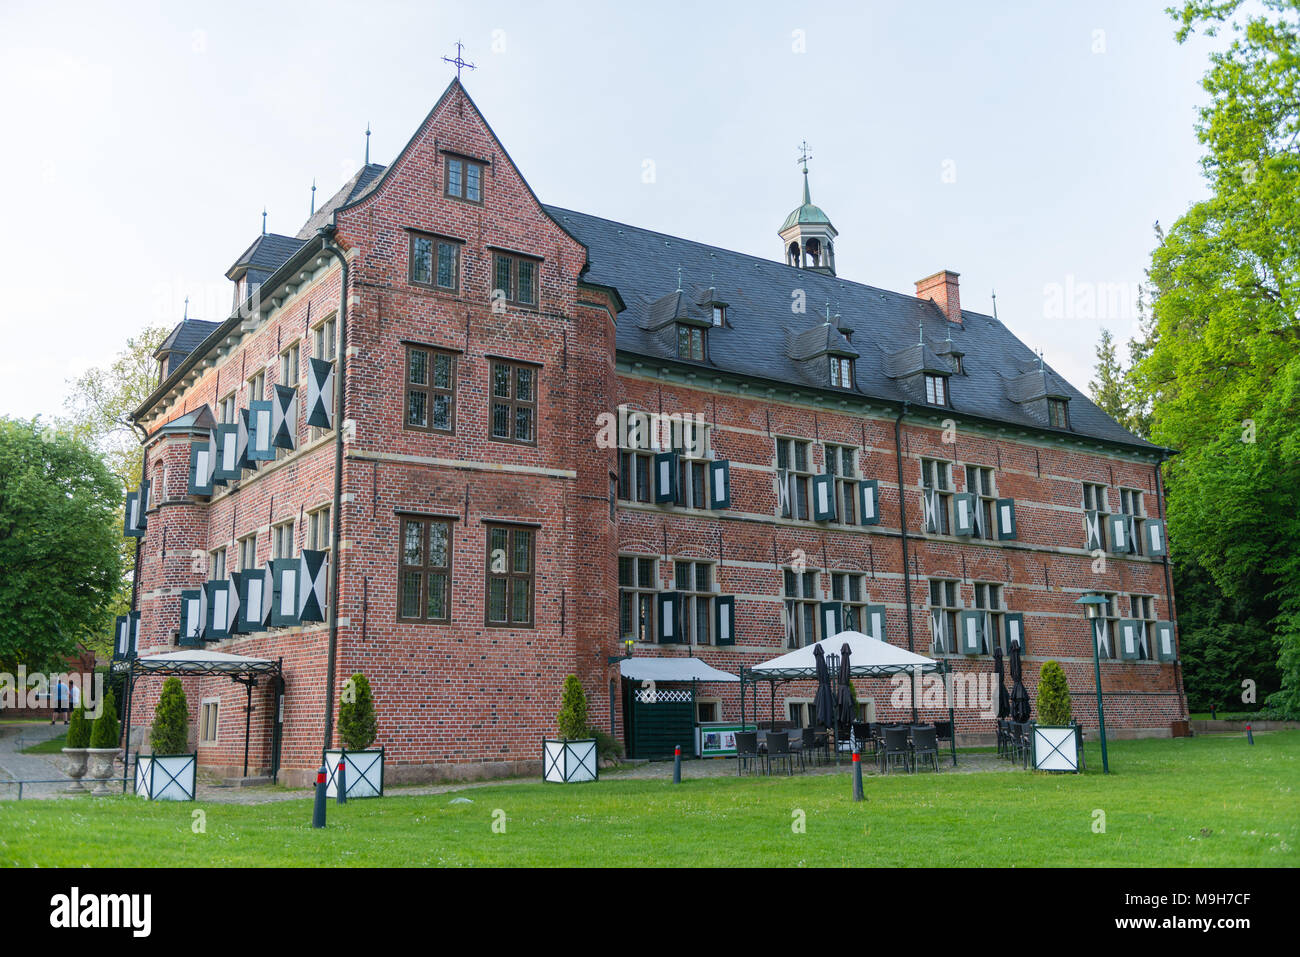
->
[0,0,1218,423]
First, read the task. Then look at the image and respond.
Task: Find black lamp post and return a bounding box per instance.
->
[1074,593,1111,773]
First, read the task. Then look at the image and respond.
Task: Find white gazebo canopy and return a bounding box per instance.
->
[620,657,739,683]
[750,631,942,680]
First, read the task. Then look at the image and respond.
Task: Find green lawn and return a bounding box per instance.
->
[1,733,1295,867]
[20,731,67,754]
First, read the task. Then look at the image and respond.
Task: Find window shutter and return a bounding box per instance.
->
[1144,518,1167,557]
[958,610,983,655]
[953,492,977,536]
[715,595,736,645]
[270,559,301,629]
[297,549,329,623]
[179,589,204,645]
[858,479,881,525]
[238,567,269,633]
[235,409,256,472]
[708,459,731,509]
[995,498,1017,540]
[1092,618,1111,658]
[1126,515,1139,554]
[271,383,298,451]
[653,451,678,504]
[1155,621,1176,661]
[212,424,241,482]
[1084,509,1103,551]
[656,591,681,643]
[930,610,945,652]
[812,473,836,521]
[1108,513,1128,553]
[922,488,941,534]
[127,611,140,658]
[248,399,275,461]
[864,604,886,642]
[188,442,214,496]
[1118,618,1141,660]
[819,601,843,639]
[305,357,335,429]
[204,580,232,640]
[225,573,244,636]
[1004,612,1025,652]
[124,490,142,539]
[784,600,798,648]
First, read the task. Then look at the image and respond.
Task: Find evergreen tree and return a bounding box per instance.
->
[1036,661,1073,725]
[89,690,119,749]
[151,677,189,754]
[338,673,378,750]
[556,676,589,740]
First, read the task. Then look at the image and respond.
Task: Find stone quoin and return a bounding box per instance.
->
[122,78,1184,786]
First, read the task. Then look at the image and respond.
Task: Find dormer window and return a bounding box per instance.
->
[712,304,726,327]
[925,374,948,405]
[951,354,964,375]
[829,356,853,389]
[677,325,706,361]
[1048,398,1070,429]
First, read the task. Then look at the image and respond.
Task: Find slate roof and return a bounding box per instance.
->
[155,319,222,358]
[296,164,387,239]
[225,232,306,280]
[544,204,1157,451]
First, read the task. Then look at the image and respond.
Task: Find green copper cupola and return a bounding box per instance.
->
[779,143,838,275]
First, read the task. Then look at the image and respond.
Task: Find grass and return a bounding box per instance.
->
[1,733,1295,867]
[20,731,67,754]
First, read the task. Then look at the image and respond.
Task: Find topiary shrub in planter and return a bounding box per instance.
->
[544,676,597,782]
[151,677,189,755]
[86,690,121,795]
[62,703,91,792]
[1032,660,1080,772]
[326,673,384,799]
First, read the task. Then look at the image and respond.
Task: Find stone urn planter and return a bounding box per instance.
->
[61,748,89,793]
[85,748,120,795]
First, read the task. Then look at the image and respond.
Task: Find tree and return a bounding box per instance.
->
[1129,0,1300,712]
[1036,660,1073,725]
[151,677,190,754]
[556,676,589,740]
[60,325,168,654]
[89,690,119,749]
[338,673,378,751]
[0,419,122,673]
[1089,328,1131,426]
[66,703,91,749]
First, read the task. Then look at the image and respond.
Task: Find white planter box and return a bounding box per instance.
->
[134,753,197,800]
[324,748,385,798]
[1032,725,1081,773]
[543,739,598,783]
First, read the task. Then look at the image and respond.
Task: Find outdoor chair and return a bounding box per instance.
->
[735,731,762,776]
[1013,722,1034,768]
[1073,722,1086,771]
[911,725,940,772]
[852,721,873,755]
[800,727,819,767]
[996,719,1011,758]
[877,726,914,774]
[766,731,795,775]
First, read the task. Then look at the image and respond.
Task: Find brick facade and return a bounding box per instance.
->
[127,80,1183,785]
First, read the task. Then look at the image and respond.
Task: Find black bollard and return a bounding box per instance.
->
[852,747,864,802]
[1246,724,1255,745]
[673,745,681,784]
[336,756,347,805]
[312,765,328,828]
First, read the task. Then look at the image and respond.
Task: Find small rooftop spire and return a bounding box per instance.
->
[310,179,316,216]
[992,289,998,321]
[261,208,267,236]
[183,295,189,321]
[365,122,371,165]
[676,266,683,292]
[918,321,925,346]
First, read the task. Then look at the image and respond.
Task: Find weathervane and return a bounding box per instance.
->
[443,41,476,80]
[797,140,812,172]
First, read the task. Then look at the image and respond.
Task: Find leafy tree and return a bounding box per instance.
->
[151,677,190,754]
[89,690,119,749]
[66,703,91,749]
[1036,661,1073,725]
[0,419,122,673]
[1130,0,1300,711]
[556,675,589,740]
[1089,328,1132,426]
[338,673,378,750]
[60,325,168,652]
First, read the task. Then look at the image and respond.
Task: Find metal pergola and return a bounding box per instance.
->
[738,655,957,766]
[113,650,285,792]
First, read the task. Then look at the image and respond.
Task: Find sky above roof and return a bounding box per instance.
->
[0,0,1220,423]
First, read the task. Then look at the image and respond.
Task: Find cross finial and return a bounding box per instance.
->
[797,139,812,172]
[443,41,476,80]
[365,122,371,165]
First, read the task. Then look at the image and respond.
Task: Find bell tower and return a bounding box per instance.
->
[779,142,838,276]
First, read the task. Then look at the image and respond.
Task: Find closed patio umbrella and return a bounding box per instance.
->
[812,644,836,728]
[836,642,855,728]
[1008,641,1031,723]
[993,646,1010,719]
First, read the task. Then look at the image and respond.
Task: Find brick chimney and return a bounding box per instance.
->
[915,270,962,324]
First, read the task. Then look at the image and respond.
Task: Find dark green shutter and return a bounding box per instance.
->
[1004,612,1025,652]
[1084,509,1103,550]
[715,595,736,645]
[819,601,843,639]
[188,442,213,496]
[204,581,231,640]
[958,610,983,654]
[1118,619,1141,660]
[124,491,141,539]
[858,480,880,525]
[863,604,886,641]
[812,473,836,521]
[1155,621,1176,661]
[179,590,203,645]
[996,498,1017,540]
[708,459,731,509]
[653,451,678,504]
[1108,513,1128,553]
[656,591,681,643]
[922,488,941,534]
[954,492,977,536]
[1144,518,1167,557]
[270,558,301,629]
[212,424,241,482]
